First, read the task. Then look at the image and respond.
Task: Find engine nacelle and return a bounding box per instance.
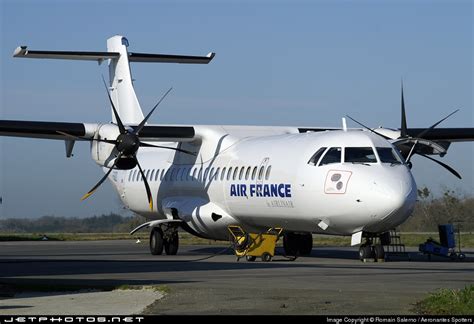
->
[162,197,238,240]
[91,124,120,168]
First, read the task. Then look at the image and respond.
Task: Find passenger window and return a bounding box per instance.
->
[228,167,233,181]
[245,167,251,180]
[150,170,155,181]
[239,167,245,180]
[265,166,272,180]
[233,167,239,180]
[204,168,209,181]
[251,166,257,180]
[221,167,226,181]
[184,168,191,181]
[258,166,264,180]
[198,168,203,181]
[171,169,176,181]
[145,170,150,180]
[155,169,160,181]
[210,167,215,180]
[345,147,377,164]
[160,169,165,181]
[319,147,342,166]
[216,167,220,180]
[308,147,327,166]
[377,147,402,164]
[192,168,197,181]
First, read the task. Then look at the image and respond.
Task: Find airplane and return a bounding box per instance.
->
[1,35,473,261]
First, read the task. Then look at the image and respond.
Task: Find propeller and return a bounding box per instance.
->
[396,83,461,178]
[79,78,194,211]
[347,82,462,180]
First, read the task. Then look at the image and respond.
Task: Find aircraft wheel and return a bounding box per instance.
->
[246,255,256,262]
[359,245,372,260]
[373,244,385,261]
[164,232,179,255]
[458,253,466,261]
[298,233,313,256]
[150,228,164,255]
[261,252,272,262]
[283,232,299,256]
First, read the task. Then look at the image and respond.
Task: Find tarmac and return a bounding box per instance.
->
[0,240,472,315]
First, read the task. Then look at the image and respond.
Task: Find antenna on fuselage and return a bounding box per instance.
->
[342,117,347,132]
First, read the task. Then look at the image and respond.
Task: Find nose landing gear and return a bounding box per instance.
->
[359,238,385,262]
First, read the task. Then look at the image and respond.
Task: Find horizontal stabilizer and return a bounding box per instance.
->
[13,46,119,62]
[13,46,215,64]
[129,52,215,64]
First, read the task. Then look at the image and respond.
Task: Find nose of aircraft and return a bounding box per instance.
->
[369,167,417,228]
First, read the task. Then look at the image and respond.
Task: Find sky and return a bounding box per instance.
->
[0,0,472,218]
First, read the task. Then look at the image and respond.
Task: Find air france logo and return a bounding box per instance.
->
[230,184,292,198]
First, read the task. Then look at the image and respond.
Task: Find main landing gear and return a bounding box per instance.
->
[149,224,179,255]
[358,238,385,262]
[283,232,313,257]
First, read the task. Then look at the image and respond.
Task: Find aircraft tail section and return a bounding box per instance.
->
[106,36,144,124]
[13,35,215,125]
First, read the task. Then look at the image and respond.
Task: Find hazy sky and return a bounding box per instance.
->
[1,0,472,218]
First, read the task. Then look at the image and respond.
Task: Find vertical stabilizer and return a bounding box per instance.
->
[13,35,215,125]
[107,36,144,125]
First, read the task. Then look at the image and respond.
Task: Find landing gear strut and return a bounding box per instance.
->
[149,224,180,256]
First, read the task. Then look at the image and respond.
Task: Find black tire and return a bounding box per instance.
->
[150,228,164,255]
[283,232,298,256]
[458,253,466,261]
[373,244,385,261]
[262,252,272,262]
[359,245,373,260]
[246,255,257,262]
[164,232,179,255]
[299,233,313,256]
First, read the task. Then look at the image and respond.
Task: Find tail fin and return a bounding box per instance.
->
[13,35,215,125]
[106,36,143,124]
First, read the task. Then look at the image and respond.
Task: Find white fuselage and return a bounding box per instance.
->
[105,125,417,240]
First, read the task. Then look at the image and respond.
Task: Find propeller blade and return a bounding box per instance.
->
[405,139,418,163]
[135,157,154,211]
[81,153,122,201]
[139,141,196,156]
[134,87,173,135]
[400,81,408,138]
[101,75,126,134]
[56,131,117,144]
[345,115,392,140]
[419,153,462,179]
[416,109,460,139]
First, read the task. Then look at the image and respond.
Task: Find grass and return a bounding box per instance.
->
[414,285,474,315]
[1,232,473,247]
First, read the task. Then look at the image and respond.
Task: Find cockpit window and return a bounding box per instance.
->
[345,147,377,164]
[377,147,402,164]
[308,147,327,166]
[319,147,342,166]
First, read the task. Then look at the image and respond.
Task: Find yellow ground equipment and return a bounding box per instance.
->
[227,225,283,262]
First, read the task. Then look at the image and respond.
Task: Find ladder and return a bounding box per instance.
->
[381,228,409,260]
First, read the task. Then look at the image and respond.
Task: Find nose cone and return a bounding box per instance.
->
[369,167,417,229]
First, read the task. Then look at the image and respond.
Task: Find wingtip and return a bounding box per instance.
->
[13,46,27,57]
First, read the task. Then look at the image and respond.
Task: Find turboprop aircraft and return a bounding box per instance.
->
[1,35,473,260]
